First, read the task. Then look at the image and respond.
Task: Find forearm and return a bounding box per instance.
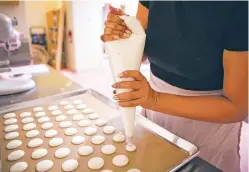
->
[148,91,244,123]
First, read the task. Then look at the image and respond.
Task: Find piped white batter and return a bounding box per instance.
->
[8,150,25,161]
[41,122,54,130]
[72,136,85,145]
[45,130,58,138]
[95,119,107,127]
[78,119,91,127]
[35,111,46,118]
[33,107,43,112]
[112,155,129,167]
[10,162,28,172]
[125,144,137,152]
[51,110,62,116]
[4,113,16,119]
[91,135,105,145]
[55,147,70,159]
[23,123,36,131]
[56,115,67,122]
[73,100,83,105]
[88,113,99,120]
[5,124,18,132]
[64,104,74,110]
[38,116,50,123]
[78,146,93,156]
[67,109,78,115]
[20,112,32,118]
[49,137,63,147]
[32,148,48,159]
[4,118,17,125]
[5,132,19,140]
[76,104,87,110]
[84,127,97,135]
[101,170,113,172]
[62,159,79,172]
[21,117,34,124]
[88,157,104,170]
[103,126,115,134]
[127,169,141,172]
[59,121,72,128]
[82,108,94,115]
[48,105,58,111]
[101,145,116,155]
[26,130,39,138]
[6,140,22,150]
[60,100,69,105]
[36,160,53,172]
[64,128,77,136]
[72,114,84,121]
[28,138,43,148]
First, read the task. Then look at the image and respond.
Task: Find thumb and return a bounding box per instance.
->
[109,5,125,15]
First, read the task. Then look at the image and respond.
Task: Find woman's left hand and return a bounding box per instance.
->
[112,70,157,108]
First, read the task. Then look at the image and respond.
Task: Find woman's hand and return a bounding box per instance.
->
[112,70,158,109]
[101,5,132,42]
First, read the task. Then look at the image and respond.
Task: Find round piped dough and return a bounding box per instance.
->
[78,146,93,156]
[72,114,84,121]
[33,107,43,112]
[8,150,25,161]
[76,104,87,110]
[10,162,28,172]
[64,104,74,110]
[62,159,78,172]
[60,100,69,105]
[59,121,72,128]
[88,113,99,120]
[78,119,90,127]
[51,110,62,116]
[127,169,141,172]
[72,136,85,145]
[28,138,43,148]
[55,147,70,159]
[4,118,17,125]
[21,117,34,124]
[64,128,77,136]
[5,125,18,132]
[41,122,54,130]
[45,130,58,138]
[32,149,48,159]
[73,100,83,105]
[23,123,36,131]
[35,111,46,118]
[95,119,107,127]
[5,132,19,140]
[26,130,39,138]
[82,108,94,115]
[88,157,104,170]
[101,170,113,172]
[101,145,116,155]
[84,127,97,136]
[20,112,32,118]
[126,144,137,152]
[91,135,105,145]
[67,109,78,115]
[112,155,129,167]
[48,105,58,111]
[103,126,115,135]
[4,113,16,119]
[36,160,53,172]
[56,115,67,122]
[6,140,22,150]
[49,138,63,147]
[38,116,50,123]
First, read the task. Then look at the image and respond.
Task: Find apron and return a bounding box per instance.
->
[142,73,241,172]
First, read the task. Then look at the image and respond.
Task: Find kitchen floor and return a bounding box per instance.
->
[62,59,248,172]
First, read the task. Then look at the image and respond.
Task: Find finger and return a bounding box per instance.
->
[114,90,141,101]
[118,70,144,81]
[104,27,123,37]
[100,34,119,42]
[107,13,124,25]
[112,81,142,89]
[109,5,126,15]
[118,99,142,107]
[105,20,126,32]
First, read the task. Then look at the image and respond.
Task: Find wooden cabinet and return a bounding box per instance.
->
[0,1,19,6]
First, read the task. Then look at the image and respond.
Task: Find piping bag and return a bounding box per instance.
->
[104,16,146,144]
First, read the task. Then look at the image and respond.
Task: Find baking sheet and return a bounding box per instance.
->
[0,89,199,172]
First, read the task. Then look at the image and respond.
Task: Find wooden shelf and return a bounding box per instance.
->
[0,1,19,6]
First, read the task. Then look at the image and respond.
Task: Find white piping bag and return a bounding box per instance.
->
[104,16,146,144]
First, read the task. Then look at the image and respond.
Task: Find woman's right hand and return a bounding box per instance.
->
[101,5,132,42]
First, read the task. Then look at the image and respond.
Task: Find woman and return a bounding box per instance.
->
[101,2,248,172]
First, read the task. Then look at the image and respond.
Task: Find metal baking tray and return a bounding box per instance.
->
[0,89,199,172]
